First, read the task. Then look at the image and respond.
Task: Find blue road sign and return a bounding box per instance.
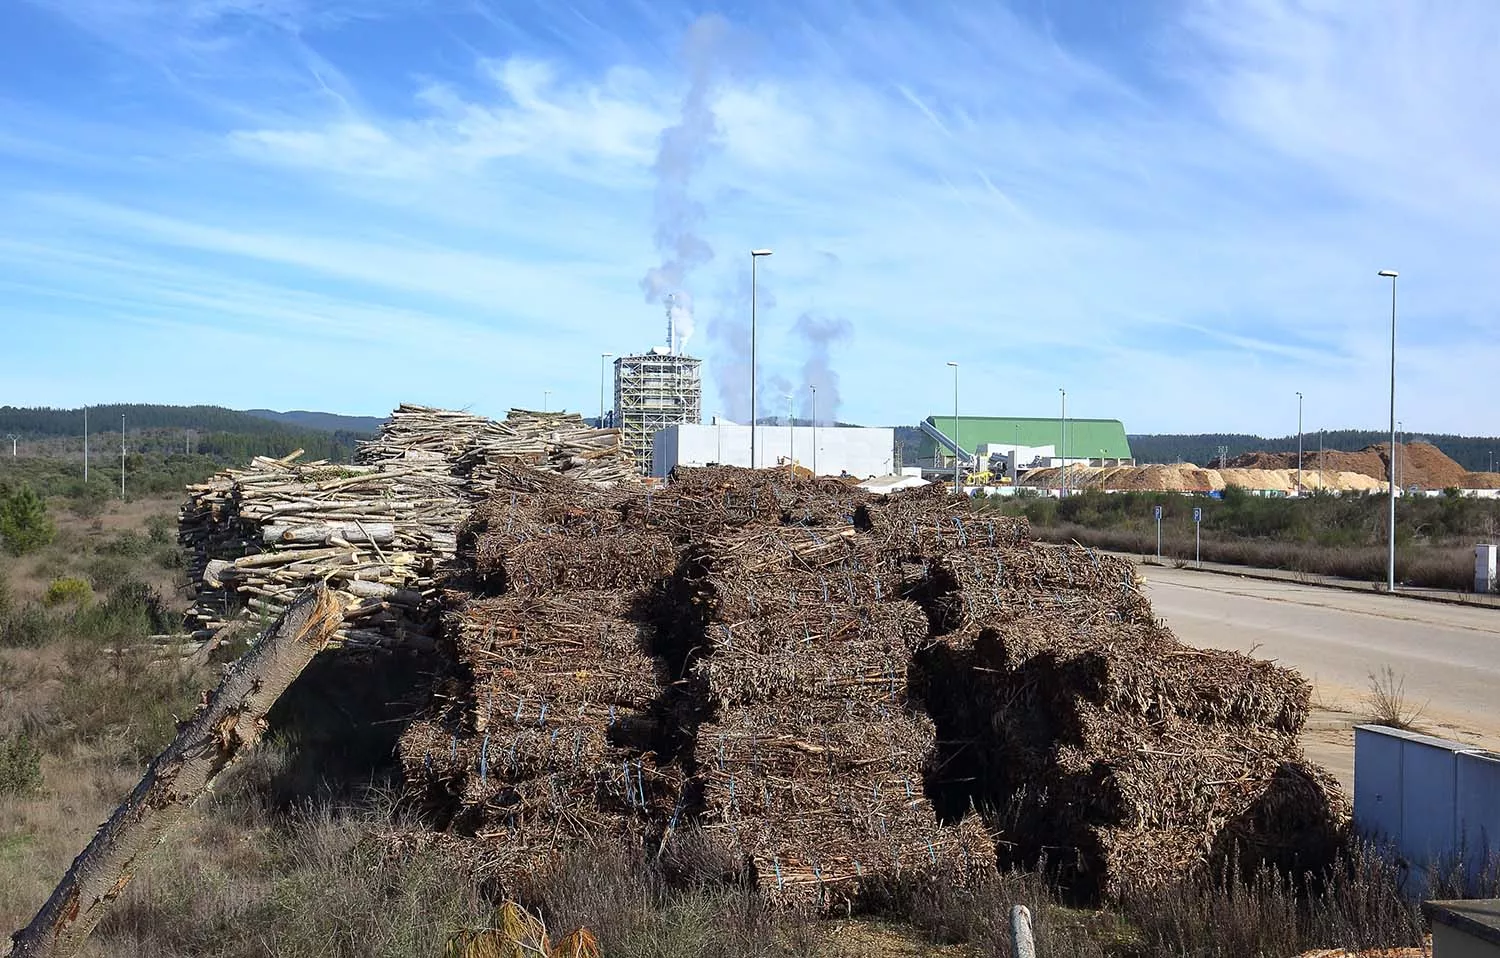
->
[1193,507,1202,523]
[1154,505,1163,520]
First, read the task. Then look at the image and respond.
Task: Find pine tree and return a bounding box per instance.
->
[0,484,56,556]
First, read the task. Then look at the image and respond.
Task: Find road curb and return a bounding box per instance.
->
[1128,555,1500,610]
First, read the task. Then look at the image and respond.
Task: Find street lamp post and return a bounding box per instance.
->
[750,249,773,468]
[810,385,818,476]
[786,394,794,467]
[1386,419,1398,491]
[599,353,614,427]
[1379,269,1399,592]
[1059,387,1068,497]
[947,362,960,491]
[1296,391,1303,497]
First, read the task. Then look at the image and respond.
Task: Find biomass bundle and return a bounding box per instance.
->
[377,460,1345,905]
[662,522,997,906]
[619,465,869,542]
[912,561,1345,897]
[398,589,676,845]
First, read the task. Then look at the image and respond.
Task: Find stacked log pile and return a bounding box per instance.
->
[179,406,636,647]
[360,404,635,487]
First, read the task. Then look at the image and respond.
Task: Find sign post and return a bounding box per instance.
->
[1154,505,1163,559]
[1193,506,1203,567]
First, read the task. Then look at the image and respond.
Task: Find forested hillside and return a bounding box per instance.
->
[0,405,374,463]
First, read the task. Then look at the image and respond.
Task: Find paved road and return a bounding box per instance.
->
[1141,566,1500,785]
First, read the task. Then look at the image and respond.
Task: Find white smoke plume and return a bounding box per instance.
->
[707,266,777,422]
[794,312,853,424]
[640,15,728,351]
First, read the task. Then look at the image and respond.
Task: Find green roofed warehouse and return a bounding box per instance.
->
[918,416,1132,475]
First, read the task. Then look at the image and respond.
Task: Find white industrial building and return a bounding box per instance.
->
[651,422,896,478]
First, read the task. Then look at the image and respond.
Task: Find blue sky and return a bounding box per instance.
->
[2,0,1497,434]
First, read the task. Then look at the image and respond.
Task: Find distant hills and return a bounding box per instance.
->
[0,404,382,438]
[0,404,382,464]
[244,409,387,433]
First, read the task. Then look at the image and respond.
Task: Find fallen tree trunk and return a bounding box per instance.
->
[7,585,343,958]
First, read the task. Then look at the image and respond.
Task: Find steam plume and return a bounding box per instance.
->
[794,312,853,424]
[640,15,728,351]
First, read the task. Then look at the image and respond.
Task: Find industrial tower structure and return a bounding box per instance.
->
[614,295,703,475]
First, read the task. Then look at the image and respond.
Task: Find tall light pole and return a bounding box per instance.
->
[1059,387,1068,497]
[1296,391,1304,497]
[947,362,960,490]
[83,406,88,483]
[750,248,773,468]
[1379,269,1398,592]
[543,390,552,414]
[810,385,818,476]
[1386,419,1398,494]
[120,414,126,500]
[599,353,614,427]
[786,393,794,467]
[716,412,723,464]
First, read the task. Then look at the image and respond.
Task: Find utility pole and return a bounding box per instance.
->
[1378,269,1399,593]
[749,248,773,468]
[599,353,614,428]
[1059,387,1067,497]
[542,390,551,414]
[947,362,960,491]
[120,414,126,500]
[1296,391,1303,496]
[786,394,794,467]
[810,385,818,476]
[84,406,89,482]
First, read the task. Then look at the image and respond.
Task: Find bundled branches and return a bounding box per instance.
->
[376,461,1342,905]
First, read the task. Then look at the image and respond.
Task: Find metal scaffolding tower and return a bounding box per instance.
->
[614,349,702,475]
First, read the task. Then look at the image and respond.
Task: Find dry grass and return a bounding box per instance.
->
[1364,666,1429,731]
[0,476,1473,957]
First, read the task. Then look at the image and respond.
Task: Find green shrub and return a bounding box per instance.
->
[154,543,186,570]
[72,581,174,643]
[0,732,42,796]
[0,603,55,648]
[43,575,93,607]
[101,531,152,558]
[146,513,175,546]
[85,554,137,593]
[65,482,110,519]
[0,484,56,556]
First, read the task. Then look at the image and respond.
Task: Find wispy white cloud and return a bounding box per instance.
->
[3,0,1500,435]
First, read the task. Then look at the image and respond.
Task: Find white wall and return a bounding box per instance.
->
[652,424,895,478]
[1355,724,1500,892]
